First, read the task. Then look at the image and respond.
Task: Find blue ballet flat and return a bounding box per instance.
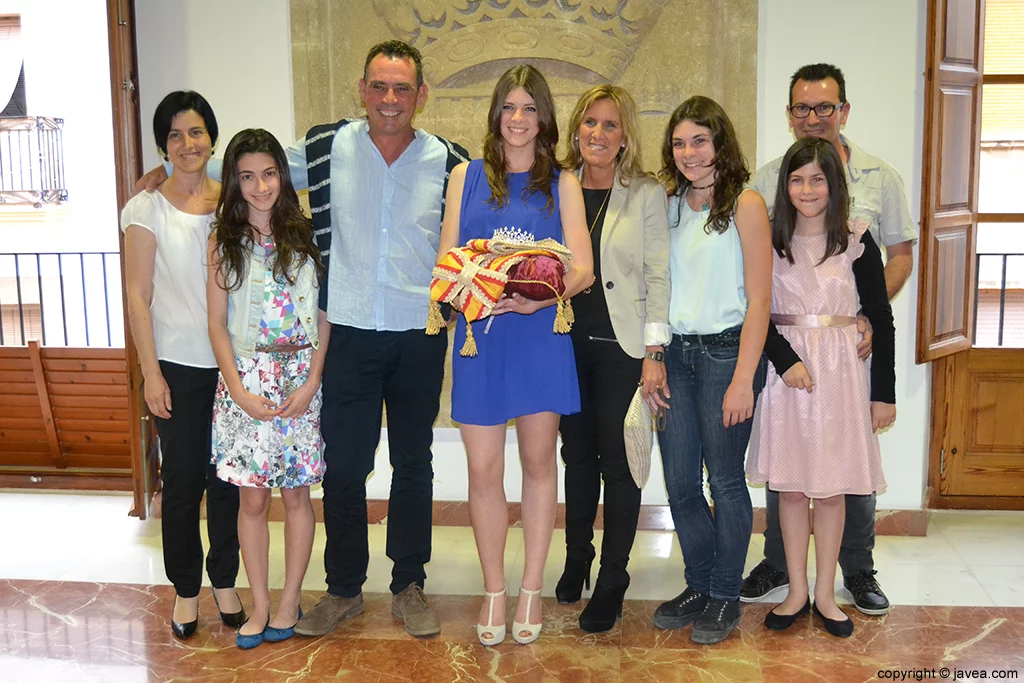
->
[263,607,303,643]
[236,618,269,650]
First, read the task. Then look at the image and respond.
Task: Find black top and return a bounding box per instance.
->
[571,187,616,340]
[763,230,896,404]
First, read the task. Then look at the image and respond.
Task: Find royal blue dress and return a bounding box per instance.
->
[451,159,580,426]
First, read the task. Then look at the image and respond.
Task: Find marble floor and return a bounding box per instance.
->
[1,492,1024,682]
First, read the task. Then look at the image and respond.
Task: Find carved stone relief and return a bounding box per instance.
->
[290,0,758,427]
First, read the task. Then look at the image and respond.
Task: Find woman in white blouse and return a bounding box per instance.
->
[121,91,244,641]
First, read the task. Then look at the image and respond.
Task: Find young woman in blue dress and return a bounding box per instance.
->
[437,65,593,646]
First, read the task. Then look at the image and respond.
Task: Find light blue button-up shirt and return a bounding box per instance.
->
[285,121,452,332]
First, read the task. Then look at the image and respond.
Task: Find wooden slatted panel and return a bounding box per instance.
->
[0,347,131,473]
[40,348,131,470]
[0,348,47,465]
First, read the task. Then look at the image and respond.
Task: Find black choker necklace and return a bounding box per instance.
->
[690,181,714,191]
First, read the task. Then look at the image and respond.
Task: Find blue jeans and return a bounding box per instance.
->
[658,328,766,601]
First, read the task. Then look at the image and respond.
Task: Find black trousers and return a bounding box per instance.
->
[320,325,447,597]
[558,336,644,587]
[155,361,240,598]
[763,489,876,579]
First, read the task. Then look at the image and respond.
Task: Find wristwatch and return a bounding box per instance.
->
[644,350,665,362]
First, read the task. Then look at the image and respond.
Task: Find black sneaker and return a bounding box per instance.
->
[691,598,742,644]
[843,570,890,616]
[739,560,789,603]
[652,587,708,630]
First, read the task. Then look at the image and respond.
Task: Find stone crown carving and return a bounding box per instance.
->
[371,0,669,84]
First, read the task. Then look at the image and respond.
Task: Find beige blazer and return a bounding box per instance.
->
[585,174,671,359]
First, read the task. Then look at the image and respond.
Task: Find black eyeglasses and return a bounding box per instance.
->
[789,102,845,119]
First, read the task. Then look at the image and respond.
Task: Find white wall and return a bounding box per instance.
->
[134,0,295,173]
[0,0,119,254]
[132,0,932,509]
[756,0,930,509]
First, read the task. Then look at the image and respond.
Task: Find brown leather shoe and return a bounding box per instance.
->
[392,583,441,637]
[294,593,364,636]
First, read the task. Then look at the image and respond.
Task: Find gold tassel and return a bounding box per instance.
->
[553,298,572,334]
[460,319,478,357]
[426,300,444,335]
[564,299,575,326]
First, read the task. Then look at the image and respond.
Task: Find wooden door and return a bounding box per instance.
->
[108,0,157,519]
[932,350,1024,504]
[924,0,1024,508]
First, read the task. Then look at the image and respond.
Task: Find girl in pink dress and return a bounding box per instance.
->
[747,137,895,638]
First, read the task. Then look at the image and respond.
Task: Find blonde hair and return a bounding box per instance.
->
[562,85,648,185]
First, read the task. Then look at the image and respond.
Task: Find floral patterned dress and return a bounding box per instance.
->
[212,242,325,489]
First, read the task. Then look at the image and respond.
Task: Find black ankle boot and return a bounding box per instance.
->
[578,578,629,633]
[555,554,594,605]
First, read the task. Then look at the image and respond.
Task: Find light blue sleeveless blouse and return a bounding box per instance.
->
[667,191,748,335]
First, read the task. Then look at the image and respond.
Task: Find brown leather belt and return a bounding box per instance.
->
[771,314,857,328]
[254,342,312,353]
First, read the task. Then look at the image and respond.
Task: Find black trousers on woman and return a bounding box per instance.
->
[154,360,241,599]
[559,336,644,587]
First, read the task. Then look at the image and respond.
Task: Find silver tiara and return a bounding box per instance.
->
[491,226,536,244]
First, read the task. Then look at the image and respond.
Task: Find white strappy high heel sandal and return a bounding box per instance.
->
[513,585,543,645]
[477,587,507,646]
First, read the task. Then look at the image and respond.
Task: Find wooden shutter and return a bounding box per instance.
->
[917,0,986,363]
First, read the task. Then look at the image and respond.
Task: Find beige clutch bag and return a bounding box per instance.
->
[623,387,654,489]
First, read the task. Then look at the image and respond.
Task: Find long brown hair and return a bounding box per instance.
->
[659,96,750,234]
[211,128,322,291]
[772,137,850,265]
[561,84,648,186]
[482,65,560,214]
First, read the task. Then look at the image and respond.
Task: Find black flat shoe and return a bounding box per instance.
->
[555,553,594,605]
[171,596,198,641]
[212,588,247,628]
[764,598,810,631]
[578,577,629,633]
[812,602,854,638]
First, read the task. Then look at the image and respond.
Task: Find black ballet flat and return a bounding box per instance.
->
[764,598,810,631]
[212,588,247,629]
[171,596,198,641]
[812,602,854,638]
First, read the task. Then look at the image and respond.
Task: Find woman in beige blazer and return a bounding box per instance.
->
[556,85,671,633]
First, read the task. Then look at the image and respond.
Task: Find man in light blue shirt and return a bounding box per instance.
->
[289,41,468,640]
[742,63,917,618]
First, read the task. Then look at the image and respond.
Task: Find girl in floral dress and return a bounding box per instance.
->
[206,129,329,649]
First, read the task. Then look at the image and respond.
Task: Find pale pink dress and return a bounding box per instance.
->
[747,226,886,498]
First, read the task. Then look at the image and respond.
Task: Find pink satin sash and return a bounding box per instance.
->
[770,314,857,328]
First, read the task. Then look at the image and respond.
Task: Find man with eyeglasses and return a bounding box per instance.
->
[742,63,917,617]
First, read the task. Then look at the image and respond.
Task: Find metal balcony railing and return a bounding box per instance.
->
[0,116,68,207]
[974,252,1024,348]
[0,252,123,347]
